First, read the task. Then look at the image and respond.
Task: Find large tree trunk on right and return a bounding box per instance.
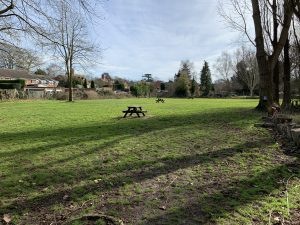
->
[252,0,273,110]
[282,37,291,109]
[272,0,280,104]
[256,62,274,110]
[251,0,293,111]
[273,61,280,103]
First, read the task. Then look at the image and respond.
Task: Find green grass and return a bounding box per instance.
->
[0,98,299,224]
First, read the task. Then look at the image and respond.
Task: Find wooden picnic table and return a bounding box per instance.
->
[122,106,147,118]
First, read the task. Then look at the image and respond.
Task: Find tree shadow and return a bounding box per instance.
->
[1,135,274,216]
[1,106,280,225]
[140,158,300,225]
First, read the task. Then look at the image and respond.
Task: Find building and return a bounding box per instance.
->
[0,68,59,90]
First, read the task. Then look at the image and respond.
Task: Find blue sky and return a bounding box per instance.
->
[90,0,242,81]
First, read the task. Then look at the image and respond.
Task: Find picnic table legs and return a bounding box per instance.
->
[123,112,128,118]
[123,112,145,118]
[123,107,146,118]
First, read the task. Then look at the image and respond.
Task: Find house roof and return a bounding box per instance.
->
[0,68,35,79]
[0,68,55,80]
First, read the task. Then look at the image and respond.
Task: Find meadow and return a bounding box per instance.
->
[0,98,299,224]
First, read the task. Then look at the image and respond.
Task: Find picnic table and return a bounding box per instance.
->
[155,98,165,103]
[122,106,147,118]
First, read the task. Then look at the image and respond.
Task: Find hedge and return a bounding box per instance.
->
[0,83,22,90]
[0,79,25,89]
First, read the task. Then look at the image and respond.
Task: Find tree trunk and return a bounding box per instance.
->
[251,0,293,110]
[256,63,274,110]
[250,88,254,97]
[273,61,280,103]
[282,37,291,109]
[272,0,280,104]
[68,68,74,102]
[252,0,273,110]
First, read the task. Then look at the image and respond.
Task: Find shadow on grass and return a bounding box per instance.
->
[0,108,258,193]
[1,106,285,225]
[1,136,275,215]
[140,159,300,225]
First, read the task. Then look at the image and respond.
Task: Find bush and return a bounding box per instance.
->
[17,91,28,99]
[0,79,25,90]
[53,92,67,100]
[0,89,19,99]
[0,83,21,89]
[83,90,100,99]
[96,89,114,96]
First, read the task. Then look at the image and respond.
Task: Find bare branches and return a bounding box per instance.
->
[292,0,300,19]
[0,0,99,45]
[0,43,43,70]
[214,51,233,82]
[38,0,99,101]
[269,0,294,68]
[218,0,256,46]
[0,0,14,15]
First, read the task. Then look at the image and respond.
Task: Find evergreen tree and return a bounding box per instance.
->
[91,80,95,88]
[83,78,87,88]
[174,71,180,81]
[190,77,196,96]
[174,74,190,97]
[175,60,193,81]
[190,76,200,97]
[200,61,212,97]
[180,61,191,79]
[142,74,153,82]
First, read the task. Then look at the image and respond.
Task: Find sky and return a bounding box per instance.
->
[88,1,246,81]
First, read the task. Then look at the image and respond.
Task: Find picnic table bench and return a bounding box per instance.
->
[122,106,147,118]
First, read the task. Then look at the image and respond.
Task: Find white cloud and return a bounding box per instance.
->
[90,0,244,81]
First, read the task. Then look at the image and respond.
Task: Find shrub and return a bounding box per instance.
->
[0,83,21,90]
[83,90,100,99]
[53,92,67,100]
[0,79,25,89]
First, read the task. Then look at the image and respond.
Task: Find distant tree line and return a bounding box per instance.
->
[170,60,212,98]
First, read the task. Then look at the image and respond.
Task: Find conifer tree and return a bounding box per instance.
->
[91,80,95,88]
[200,61,212,97]
[83,78,87,88]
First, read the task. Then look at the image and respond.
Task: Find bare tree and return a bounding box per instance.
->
[214,51,233,92]
[251,0,293,109]
[215,51,233,81]
[46,63,64,77]
[234,46,259,96]
[0,43,42,70]
[219,0,295,109]
[42,1,97,101]
[0,0,99,45]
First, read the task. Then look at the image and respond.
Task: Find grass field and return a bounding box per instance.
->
[0,98,299,224]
